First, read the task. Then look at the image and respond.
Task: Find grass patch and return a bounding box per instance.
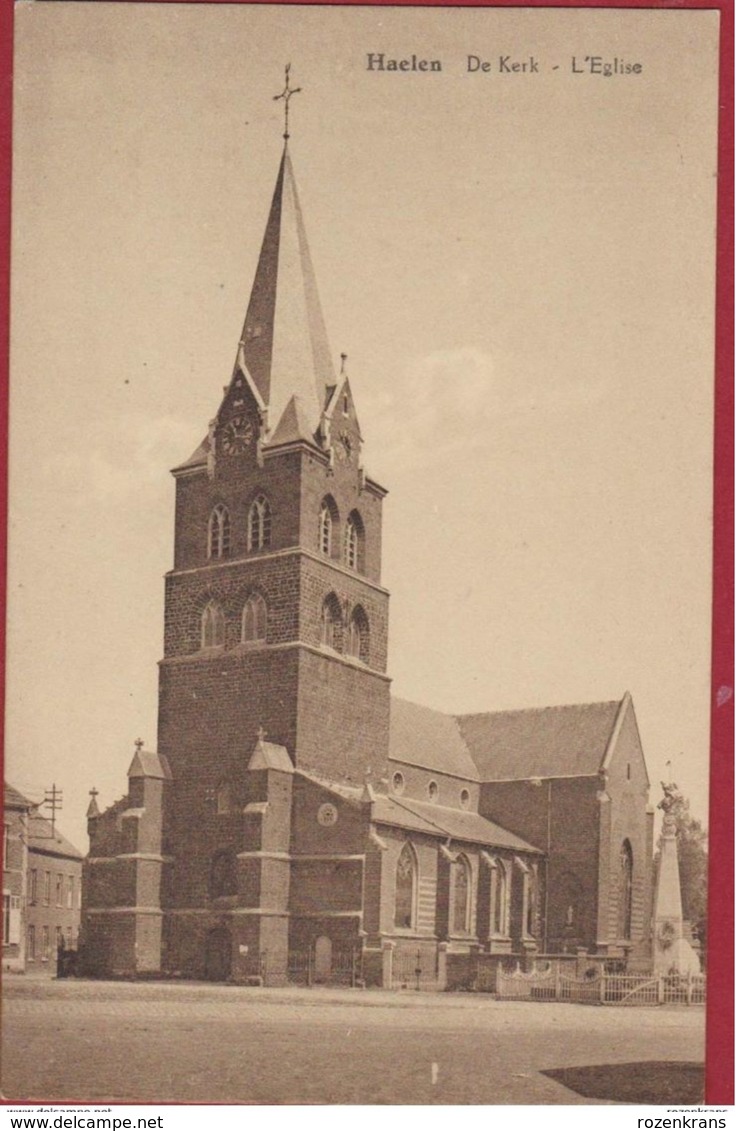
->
[543,1061,704,1104]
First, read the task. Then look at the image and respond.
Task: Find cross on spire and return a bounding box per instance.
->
[134,738,144,753]
[256,725,268,743]
[273,64,302,143]
[89,787,99,800]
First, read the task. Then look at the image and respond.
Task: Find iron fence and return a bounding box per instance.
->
[495,961,705,1005]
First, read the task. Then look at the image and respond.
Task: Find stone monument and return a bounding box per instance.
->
[652,781,701,975]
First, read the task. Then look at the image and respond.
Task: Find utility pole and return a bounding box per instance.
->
[43,783,63,837]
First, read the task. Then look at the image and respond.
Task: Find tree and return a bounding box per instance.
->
[656,786,708,952]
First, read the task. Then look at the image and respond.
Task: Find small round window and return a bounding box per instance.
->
[460,789,471,810]
[428,780,439,802]
[392,771,405,795]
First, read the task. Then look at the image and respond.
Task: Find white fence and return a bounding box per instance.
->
[496,962,705,1005]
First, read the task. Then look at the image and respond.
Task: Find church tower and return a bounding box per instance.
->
[157,92,391,976]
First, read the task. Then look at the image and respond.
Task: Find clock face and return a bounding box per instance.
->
[222,416,254,455]
[317,802,338,827]
[335,431,353,462]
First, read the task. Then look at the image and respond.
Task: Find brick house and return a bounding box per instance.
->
[80,135,653,985]
[3,784,83,973]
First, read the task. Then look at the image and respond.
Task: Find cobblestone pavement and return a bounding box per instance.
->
[2,977,705,1105]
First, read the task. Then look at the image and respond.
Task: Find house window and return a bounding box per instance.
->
[248,495,271,551]
[55,926,64,952]
[28,869,37,905]
[460,789,471,810]
[346,606,369,664]
[3,824,8,868]
[427,780,438,802]
[2,894,9,944]
[28,924,36,960]
[392,772,405,795]
[207,505,231,560]
[201,601,225,649]
[452,855,471,934]
[210,851,237,899]
[394,844,417,930]
[56,874,63,908]
[320,594,342,652]
[67,877,74,910]
[242,593,267,643]
[43,871,51,906]
[491,860,509,936]
[619,840,634,940]
[41,925,50,959]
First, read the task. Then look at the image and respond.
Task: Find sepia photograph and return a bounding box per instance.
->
[1,0,727,1109]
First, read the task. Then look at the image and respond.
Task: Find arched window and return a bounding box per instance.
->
[210,850,237,898]
[319,497,339,558]
[526,867,537,937]
[491,860,509,936]
[346,606,369,663]
[242,593,267,643]
[394,843,417,930]
[207,505,230,559]
[344,511,365,572]
[216,782,231,815]
[619,840,634,940]
[321,593,342,651]
[201,600,225,649]
[248,495,271,552]
[452,854,471,934]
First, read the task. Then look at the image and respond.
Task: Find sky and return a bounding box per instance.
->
[6,3,720,853]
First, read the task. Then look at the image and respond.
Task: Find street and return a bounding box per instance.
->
[2,977,705,1105]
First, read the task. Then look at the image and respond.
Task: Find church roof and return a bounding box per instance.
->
[457,699,623,781]
[128,749,173,781]
[389,699,480,781]
[267,393,319,449]
[236,147,336,440]
[389,695,628,783]
[371,795,540,853]
[248,738,294,773]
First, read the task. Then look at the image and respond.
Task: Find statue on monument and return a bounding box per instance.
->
[652,779,701,974]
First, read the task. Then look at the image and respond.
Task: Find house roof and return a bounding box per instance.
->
[371,795,540,853]
[457,699,623,781]
[389,698,480,781]
[27,812,84,861]
[4,783,36,811]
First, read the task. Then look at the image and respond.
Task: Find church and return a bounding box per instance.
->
[80,91,654,988]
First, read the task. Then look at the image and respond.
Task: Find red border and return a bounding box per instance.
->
[0,0,732,1106]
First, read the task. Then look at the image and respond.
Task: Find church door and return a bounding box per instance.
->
[204,927,231,982]
[314,935,332,982]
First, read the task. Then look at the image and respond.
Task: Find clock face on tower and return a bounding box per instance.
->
[221,416,254,455]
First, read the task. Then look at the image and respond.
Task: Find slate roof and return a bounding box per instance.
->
[389,699,480,781]
[458,699,623,781]
[27,811,84,861]
[371,795,540,852]
[389,695,628,784]
[4,783,35,811]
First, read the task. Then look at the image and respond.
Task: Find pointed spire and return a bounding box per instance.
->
[234,140,336,440]
[87,788,100,820]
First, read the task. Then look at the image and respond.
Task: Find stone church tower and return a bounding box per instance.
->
[81,98,652,986]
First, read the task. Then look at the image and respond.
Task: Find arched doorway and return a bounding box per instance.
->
[204,927,231,982]
[314,935,332,982]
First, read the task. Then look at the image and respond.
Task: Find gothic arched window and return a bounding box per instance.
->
[452,854,471,935]
[346,606,369,663]
[201,600,225,649]
[619,840,634,940]
[209,850,237,898]
[248,495,272,552]
[491,859,509,936]
[242,593,267,644]
[394,843,417,930]
[208,505,231,560]
[216,782,231,815]
[344,511,365,572]
[321,593,342,651]
[319,497,339,558]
